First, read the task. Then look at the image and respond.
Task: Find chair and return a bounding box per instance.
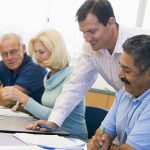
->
[85,106,108,139]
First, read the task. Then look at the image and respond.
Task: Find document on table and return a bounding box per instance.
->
[0,107,32,118]
[0,146,43,150]
[13,133,86,149]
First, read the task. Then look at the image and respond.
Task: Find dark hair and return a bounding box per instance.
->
[76,0,115,26]
[122,34,150,73]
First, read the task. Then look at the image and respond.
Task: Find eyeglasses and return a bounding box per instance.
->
[0,49,20,58]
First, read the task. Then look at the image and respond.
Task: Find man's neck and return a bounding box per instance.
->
[107,23,119,55]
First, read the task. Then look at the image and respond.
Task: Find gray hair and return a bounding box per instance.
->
[0,33,25,48]
[122,34,150,73]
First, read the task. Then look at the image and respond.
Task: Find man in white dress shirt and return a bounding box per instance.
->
[27,0,150,132]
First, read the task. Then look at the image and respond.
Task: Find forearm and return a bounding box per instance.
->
[110,143,135,150]
[49,73,97,126]
[24,98,52,119]
[49,52,98,126]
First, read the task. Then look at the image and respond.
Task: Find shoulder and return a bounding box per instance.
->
[116,88,128,102]
[58,66,73,77]
[23,53,46,70]
[0,61,3,68]
[65,66,74,73]
[21,61,47,74]
[0,61,7,71]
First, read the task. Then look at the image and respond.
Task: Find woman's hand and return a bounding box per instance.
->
[2,86,29,105]
[11,101,20,111]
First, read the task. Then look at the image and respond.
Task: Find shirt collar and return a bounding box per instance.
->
[113,24,127,54]
[99,24,126,57]
[124,87,150,103]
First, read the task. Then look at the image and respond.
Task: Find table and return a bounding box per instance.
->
[0,116,69,136]
[0,133,43,149]
[0,133,26,146]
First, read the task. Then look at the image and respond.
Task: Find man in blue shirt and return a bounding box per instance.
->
[0,33,47,108]
[88,34,150,150]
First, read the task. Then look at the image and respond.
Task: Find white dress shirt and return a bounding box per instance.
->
[48,24,150,126]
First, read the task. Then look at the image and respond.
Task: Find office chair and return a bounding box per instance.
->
[85,106,108,139]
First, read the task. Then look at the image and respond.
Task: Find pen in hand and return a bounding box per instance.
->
[38,124,55,132]
[99,128,105,150]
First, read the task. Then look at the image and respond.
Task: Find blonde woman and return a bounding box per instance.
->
[2,28,88,142]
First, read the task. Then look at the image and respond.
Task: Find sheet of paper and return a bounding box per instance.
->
[13,133,86,149]
[0,108,32,118]
[0,146,43,150]
[0,106,7,109]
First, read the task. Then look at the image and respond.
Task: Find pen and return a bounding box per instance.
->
[99,128,105,150]
[39,124,55,132]
[38,144,84,150]
[38,144,55,149]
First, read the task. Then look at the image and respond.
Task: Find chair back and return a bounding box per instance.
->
[85,106,108,139]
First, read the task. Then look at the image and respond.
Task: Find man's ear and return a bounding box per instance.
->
[145,68,150,79]
[107,17,116,26]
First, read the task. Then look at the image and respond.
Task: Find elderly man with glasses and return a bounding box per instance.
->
[0,33,47,110]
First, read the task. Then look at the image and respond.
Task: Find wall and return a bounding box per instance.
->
[86,88,115,110]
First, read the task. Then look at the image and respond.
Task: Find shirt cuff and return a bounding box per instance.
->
[24,98,34,110]
[48,110,65,127]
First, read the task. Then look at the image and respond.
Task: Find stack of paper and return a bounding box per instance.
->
[0,107,32,118]
[13,133,86,150]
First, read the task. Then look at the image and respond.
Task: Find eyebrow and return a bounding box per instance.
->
[119,62,131,71]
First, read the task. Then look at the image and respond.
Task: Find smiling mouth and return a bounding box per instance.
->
[120,78,130,84]
[8,61,16,66]
[90,41,96,46]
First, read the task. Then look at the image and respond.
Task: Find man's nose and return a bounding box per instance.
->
[83,33,92,42]
[118,68,125,78]
[7,53,13,59]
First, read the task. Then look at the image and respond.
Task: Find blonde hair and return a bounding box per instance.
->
[28,28,69,70]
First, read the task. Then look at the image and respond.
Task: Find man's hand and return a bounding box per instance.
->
[87,128,112,150]
[26,120,59,132]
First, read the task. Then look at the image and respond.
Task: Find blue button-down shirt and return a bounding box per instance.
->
[101,87,150,150]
